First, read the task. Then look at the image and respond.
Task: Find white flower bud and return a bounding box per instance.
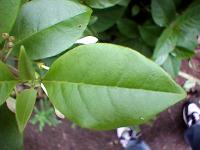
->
[6,97,16,113]
[75,36,98,45]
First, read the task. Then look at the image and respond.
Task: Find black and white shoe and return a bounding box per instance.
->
[183,102,200,127]
[117,127,139,148]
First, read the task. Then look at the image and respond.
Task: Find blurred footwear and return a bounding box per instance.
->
[183,102,200,127]
[117,127,139,148]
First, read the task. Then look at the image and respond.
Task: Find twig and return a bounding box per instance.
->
[7,64,18,77]
[3,48,13,62]
[178,71,200,85]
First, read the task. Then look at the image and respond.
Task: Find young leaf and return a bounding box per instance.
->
[16,88,37,132]
[0,0,21,42]
[12,0,92,59]
[43,43,186,130]
[19,46,35,80]
[151,0,176,27]
[0,104,23,150]
[0,61,18,105]
[85,0,122,9]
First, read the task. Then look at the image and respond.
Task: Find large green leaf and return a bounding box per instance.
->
[85,0,122,9]
[0,0,21,42]
[0,104,23,150]
[16,88,37,132]
[0,61,18,105]
[43,43,186,130]
[90,5,125,33]
[151,0,176,27]
[19,46,35,80]
[12,0,92,60]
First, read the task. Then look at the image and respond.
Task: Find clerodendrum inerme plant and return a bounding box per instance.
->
[3,0,200,149]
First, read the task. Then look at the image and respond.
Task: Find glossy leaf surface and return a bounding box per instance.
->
[16,88,37,132]
[43,43,186,130]
[0,0,21,42]
[12,0,92,59]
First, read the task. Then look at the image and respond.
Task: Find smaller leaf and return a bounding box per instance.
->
[117,19,139,38]
[16,88,37,132]
[162,55,181,78]
[131,5,140,16]
[138,21,163,46]
[153,28,178,65]
[19,46,35,80]
[91,5,125,32]
[151,0,176,27]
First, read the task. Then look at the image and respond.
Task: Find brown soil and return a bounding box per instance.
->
[24,50,200,150]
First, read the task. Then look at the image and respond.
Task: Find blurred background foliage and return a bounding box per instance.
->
[72,0,200,78]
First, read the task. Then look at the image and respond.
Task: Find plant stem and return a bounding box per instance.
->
[7,64,18,77]
[178,71,200,85]
[3,48,13,62]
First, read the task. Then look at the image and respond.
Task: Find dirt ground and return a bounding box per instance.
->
[24,50,200,150]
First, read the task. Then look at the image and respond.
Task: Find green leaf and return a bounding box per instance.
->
[12,0,92,60]
[0,0,21,42]
[16,88,37,132]
[175,2,200,50]
[138,20,163,46]
[0,61,17,105]
[117,19,139,38]
[152,28,178,65]
[151,0,176,27]
[153,1,200,65]
[90,5,125,33]
[0,104,23,150]
[43,43,186,130]
[19,46,35,80]
[131,5,140,16]
[162,55,181,78]
[85,0,122,9]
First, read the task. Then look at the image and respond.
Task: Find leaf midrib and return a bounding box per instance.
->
[43,80,185,95]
